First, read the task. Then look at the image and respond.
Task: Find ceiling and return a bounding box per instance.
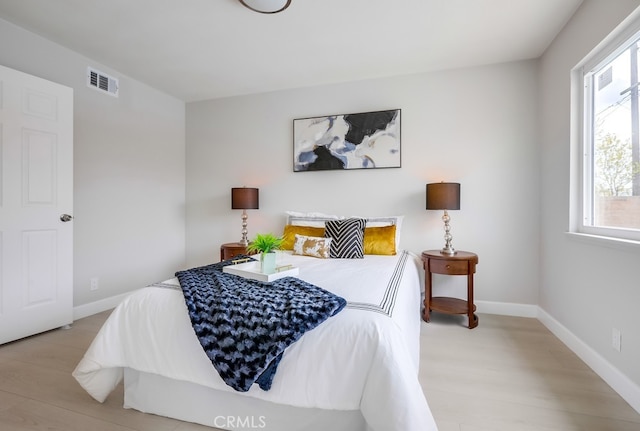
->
[0,0,583,102]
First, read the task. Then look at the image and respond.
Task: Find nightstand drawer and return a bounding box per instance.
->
[429,259,469,275]
[225,249,246,260]
[220,242,249,261]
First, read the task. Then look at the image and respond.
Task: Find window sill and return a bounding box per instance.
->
[565,232,640,253]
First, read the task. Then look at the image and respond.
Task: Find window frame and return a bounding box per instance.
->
[571,10,640,245]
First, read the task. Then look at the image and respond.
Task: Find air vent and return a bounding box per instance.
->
[87,67,119,97]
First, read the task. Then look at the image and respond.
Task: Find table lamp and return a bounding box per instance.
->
[231,187,259,246]
[426,182,460,255]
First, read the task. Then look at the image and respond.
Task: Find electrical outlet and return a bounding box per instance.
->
[612,328,621,352]
[90,277,99,291]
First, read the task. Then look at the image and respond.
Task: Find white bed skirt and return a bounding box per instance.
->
[124,368,368,431]
[74,252,437,430]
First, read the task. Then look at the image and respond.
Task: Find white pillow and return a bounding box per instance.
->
[286,211,344,227]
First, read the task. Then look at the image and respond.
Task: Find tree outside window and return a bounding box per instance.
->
[590,41,640,230]
[594,132,638,197]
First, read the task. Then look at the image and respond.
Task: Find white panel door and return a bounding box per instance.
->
[0,64,73,344]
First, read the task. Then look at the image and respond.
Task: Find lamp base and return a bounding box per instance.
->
[440,246,457,256]
[239,210,249,246]
[440,209,456,256]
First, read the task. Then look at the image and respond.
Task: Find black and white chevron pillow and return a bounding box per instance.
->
[325,218,366,259]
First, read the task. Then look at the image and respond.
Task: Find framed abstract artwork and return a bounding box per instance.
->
[293,109,401,172]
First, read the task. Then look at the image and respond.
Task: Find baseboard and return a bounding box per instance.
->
[475,300,538,318]
[73,291,133,321]
[537,308,640,415]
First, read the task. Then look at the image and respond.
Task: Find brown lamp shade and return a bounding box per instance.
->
[231,187,259,210]
[426,182,460,210]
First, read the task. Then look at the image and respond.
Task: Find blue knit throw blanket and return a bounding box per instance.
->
[175,258,346,392]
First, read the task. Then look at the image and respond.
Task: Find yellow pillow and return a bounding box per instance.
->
[364,225,397,255]
[281,225,325,250]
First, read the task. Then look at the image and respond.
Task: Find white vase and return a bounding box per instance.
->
[261,252,276,274]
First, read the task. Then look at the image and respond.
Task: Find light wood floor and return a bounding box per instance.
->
[421,313,640,430]
[0,311,638,430]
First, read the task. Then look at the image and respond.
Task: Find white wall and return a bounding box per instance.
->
[186,60,540,307]
[539,0,640,392]
[0,18,186,308]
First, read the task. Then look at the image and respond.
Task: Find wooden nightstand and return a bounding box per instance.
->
[422,250,479,329]
[220,242,249,261]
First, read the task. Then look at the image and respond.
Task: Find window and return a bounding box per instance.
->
[577,21,640,242]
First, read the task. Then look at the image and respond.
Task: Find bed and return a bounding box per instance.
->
[73,214,438,431]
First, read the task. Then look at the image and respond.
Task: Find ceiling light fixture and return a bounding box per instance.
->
[238,0,291,14]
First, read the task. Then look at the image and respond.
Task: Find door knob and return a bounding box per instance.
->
[60,214,73,222]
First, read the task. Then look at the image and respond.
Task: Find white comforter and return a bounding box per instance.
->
[73,251,437,431]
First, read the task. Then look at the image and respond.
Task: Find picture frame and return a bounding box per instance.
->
[293,109,401,172]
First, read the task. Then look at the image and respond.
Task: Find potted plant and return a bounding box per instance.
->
[246,233,283,274]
